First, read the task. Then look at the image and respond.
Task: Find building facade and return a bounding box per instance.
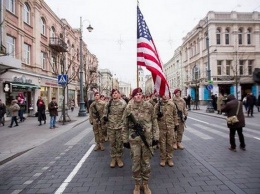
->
[0,0,98,115]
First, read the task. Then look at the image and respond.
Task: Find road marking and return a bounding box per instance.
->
[65,128,91,146]
[54,144,95,194]
[23,180,33,185]
[188,117,209,124]
[186,127,213,140]
[254,137,260,140]
[194,124,227,138]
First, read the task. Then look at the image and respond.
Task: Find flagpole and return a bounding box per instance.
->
[137,1,139,88]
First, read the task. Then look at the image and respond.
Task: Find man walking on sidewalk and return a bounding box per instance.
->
[8,100,20,128]
[48,97,58,129]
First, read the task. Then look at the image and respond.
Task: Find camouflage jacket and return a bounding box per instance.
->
[89,100,106,124]
[154,99,179,129]
[122,100,159,143]
[103,99,127,129]
[172,97,188,120]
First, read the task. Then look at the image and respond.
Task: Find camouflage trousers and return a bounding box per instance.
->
[159,128,174,160]
[107,128,123,158]
[130,137,152,183]
[93,123,105,143]
[174,121,185,143]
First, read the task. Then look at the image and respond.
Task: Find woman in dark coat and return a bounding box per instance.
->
[221,94,246,151]
[37,97,46,126]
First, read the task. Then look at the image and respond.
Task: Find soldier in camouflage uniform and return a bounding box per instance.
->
[154,95,179,167]
[172,89,188,150]
[122,87,159,194]
[103,89,127,168]
[89,92,106,151]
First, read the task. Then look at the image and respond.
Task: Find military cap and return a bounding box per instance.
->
[173,88,181,95]
[132,87,142,97]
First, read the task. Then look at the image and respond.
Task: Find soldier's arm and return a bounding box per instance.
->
[121,106,130,143]
[173,103,179,125]
[151,105,159,141]
[89,103,94,123]
[183,100,188,116]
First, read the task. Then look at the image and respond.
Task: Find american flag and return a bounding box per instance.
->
[137,6,170,97]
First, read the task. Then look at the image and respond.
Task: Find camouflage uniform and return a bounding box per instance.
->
[122,100,159,184]
[172,97,188,148]
[154,98,178,166]
[89,99,106,150]
[104,98,127,166]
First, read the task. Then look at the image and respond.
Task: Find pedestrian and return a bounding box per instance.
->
[48,97,58,129]
[70,99,75,112]
[242,94,248,112]
[0,99,6,126]
[154,94,179,167]
[186,94,191,110]
[17,93,26,122]
[103,89,127,168]
[257,93,260,112]
[217,93,224,114]
[247,93,256,117]
[172,89,188,150]
[221,94,246,152]
[122,87,159,194]
[89,92,106,151]
[211,94,217,111]
[37,96,46,126]
[8,100,20,128]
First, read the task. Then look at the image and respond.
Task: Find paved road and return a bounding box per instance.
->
[0,106,259,194]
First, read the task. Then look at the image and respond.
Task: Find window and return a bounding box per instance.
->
[226,60,231,75]
[238,28,243,45]
[23,43,31,64]
[217,60,222,75]
[225,28,230,45]
[7,0,15,13]
[6,35,15,57]
[41,17,46,35]
[247,28,251,45]
[51,56,56,73]
[248,60,253,75]
[23,3,30,24]
[239,60,244,75]
[193,65,200,80]
[41,52,46,70]
[50,26,55,38]
[216,28,221,45]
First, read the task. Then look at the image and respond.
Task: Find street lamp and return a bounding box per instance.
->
[78,16,93,117]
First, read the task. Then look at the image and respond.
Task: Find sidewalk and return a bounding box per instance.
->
[0,107,88,165]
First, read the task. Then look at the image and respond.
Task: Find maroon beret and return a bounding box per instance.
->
[173,89,181,95]
[132,87,142,97]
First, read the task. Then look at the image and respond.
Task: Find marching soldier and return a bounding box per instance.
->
[89,92,106,151]
[154,95,179,167]
[122,87,159,194]
[172,89,188,150]
[103,89,127,168]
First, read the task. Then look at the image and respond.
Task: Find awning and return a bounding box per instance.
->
[11,82,41,89]
[0,56,21,73]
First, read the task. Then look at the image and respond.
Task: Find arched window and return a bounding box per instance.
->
[50,26,55,38]
[41,17,46,35]
[23,3,30,24]
[238,28,243,45]
[225,28,230,45]
[193,65,200,80]
[216,28,221,45]
[247,28,251,45]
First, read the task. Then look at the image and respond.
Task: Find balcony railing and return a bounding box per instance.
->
[49,37,67,52]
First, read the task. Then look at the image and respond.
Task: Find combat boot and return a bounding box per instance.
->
[100,143,105,151]
[110,158,116,168]
[143,181,151,194]
[177,142,184,150]
[94,144,100,151]
[173,143,177,150]
[133,184,140,194]
[160,159,166,167]
[167,159,174,167]
[116,157,124,168]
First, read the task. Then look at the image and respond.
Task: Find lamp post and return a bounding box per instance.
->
[78,16,93,117]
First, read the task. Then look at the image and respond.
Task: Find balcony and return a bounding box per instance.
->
[49,37,67,52]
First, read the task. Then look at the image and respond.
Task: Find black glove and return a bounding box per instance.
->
[90,122,93,125]
[184,116,187,121]
[157,112,163,118]
[123,142,130,149]
[152,140,159,146]
[174,125,179,131]
[103,116,108,122]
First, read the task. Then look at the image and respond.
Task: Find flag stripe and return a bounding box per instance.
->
[137,6,170,97]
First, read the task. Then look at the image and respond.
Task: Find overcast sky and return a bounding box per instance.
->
[45,0,260,88]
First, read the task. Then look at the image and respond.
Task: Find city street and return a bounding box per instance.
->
[0,107,260,194]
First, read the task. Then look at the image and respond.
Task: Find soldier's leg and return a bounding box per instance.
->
[141,144,152,194]
[166,128,174,167]
[130,140,142,182]
[93,124,100,151]
[115,129,124,167]
[98,124,105,150]
[159,130,166,167]
[177,122,185,149]
[108,128,116,167]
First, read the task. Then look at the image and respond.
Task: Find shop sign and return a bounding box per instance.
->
[13,75,32,84]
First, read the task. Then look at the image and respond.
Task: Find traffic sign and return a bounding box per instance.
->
[58,74,68,85]
[206,84,213,91]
